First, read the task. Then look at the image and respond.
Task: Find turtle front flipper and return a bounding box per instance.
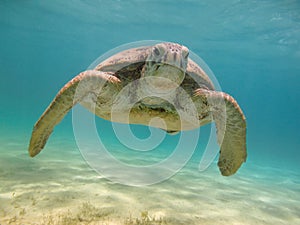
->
[195,89,247,176]
[28,70,120,157]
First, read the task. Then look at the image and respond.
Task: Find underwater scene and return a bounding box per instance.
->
[1,0,299,224]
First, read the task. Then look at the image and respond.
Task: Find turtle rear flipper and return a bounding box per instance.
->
[195,89,247,176]
[28,70,120,157]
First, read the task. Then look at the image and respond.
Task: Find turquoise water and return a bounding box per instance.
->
[1,1,300,224]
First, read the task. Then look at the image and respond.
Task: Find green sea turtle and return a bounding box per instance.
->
[28,42,247,176]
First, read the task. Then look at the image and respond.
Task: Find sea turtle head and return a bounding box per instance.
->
[142,42,189,91]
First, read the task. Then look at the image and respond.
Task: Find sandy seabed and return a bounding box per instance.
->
[0,140,299,225]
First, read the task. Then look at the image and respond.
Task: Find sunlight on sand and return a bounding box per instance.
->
[0,142,299,225]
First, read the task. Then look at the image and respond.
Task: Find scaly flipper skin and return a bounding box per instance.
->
[194,89,247,176]
[28,70,120,157]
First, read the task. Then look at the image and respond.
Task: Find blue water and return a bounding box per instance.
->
[1,1,300,224]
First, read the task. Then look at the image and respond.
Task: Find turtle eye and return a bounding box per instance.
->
[181,46,189,59]
[182,49,189,59]
[184,51,189,59]
[153,47,160,56]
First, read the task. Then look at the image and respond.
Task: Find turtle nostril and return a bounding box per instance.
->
[171,48,178,53]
